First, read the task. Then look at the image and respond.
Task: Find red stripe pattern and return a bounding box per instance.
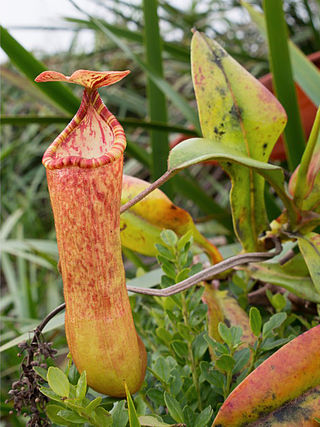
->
[42,89,127,170]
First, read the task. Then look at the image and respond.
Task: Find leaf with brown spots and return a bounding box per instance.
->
[212,325,320,426]
[171,31,287,251]
[250,385,320,426]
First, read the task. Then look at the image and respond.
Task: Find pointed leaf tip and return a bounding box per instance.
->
[35,69,130,89]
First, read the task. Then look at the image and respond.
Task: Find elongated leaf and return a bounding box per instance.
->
[0,209,23,240]
[125,382,141,427]
[0,115,198,136]
[289,107,320,213]
[249,307,262,338]
[263,0,305,169]
[0,312,65,352]
[143,0,171,193]
[121,175,222,264]
[187,32,287,251]
[1,67,60,110]
[76,371,87,400]
[168,137,298,232]
[212,325,320,426]
[202,285,255,355]
[0,26,79,114]
[298,233,320,293]
[249,254,320,303]
[242,1,320,107]
[163,392,184,424]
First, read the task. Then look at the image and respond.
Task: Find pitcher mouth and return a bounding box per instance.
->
[42,89,126,170]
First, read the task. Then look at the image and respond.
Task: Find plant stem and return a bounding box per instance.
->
[247,337,262,376]
[224,369,233,400]
[127,237,282,296]
[181,292,202,411]
[120,170,174,213]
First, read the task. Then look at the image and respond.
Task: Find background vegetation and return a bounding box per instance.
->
[1,0,320,425]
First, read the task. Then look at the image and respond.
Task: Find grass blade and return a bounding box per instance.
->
[0,209,23,240]
[1,253,21,315]
[66,17,190,62]
[0,115,198,136]
[263,0,305,170]
[124,382,141,427]
[143,0,171,194]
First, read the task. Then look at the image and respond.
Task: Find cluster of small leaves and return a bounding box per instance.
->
[248,307,293,369]
[131,230,214,425]
[200,307,296,403]
[36,355,114,426]
[155,230,203,286]
[6,333,57,426]
[201,324,249,401]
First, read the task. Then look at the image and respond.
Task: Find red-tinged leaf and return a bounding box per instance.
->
[212,325,320,426]
[189,31,287,251]
[35,69,130,90]
[250,385,320,426]
[120,175,223,264]
[202,285,255,352]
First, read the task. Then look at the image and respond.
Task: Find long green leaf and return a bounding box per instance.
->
[1,253,22,315]
[189,31,289,251]
[0,312,66,352]
[0,115,198,136]
[0,26,79,115]
[0,209,23,240]
[263,0,305,170]
[125,383,141,427]
[143,0,171,195]
[1,67,62,111]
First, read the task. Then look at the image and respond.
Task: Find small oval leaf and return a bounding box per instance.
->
[164,392,185,424]
[47,367,70,398]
